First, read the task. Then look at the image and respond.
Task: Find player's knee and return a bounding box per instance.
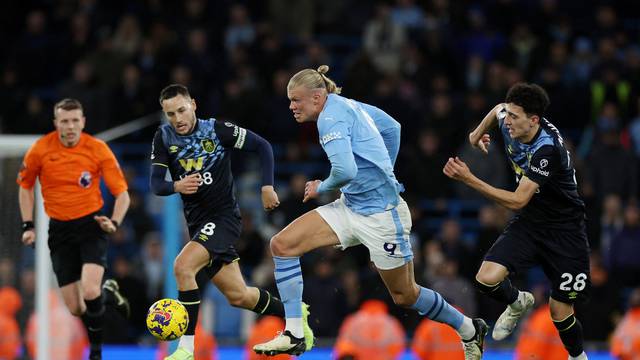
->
[475,271,503,288]
[173,258,196,283]
[68,303,84,317]
[549,300,573,321]
[83,285,101,300]
[270,233,294,257]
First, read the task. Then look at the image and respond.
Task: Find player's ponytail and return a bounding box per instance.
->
[287,65,342,94]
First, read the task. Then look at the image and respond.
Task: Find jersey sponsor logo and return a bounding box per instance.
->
[530,164,549,177]
[78,171,92,188]
[179,157,205,171]
[539,159,548,169]
[320,131,342,145]
[201,138,216,153]
[169,145,179,154]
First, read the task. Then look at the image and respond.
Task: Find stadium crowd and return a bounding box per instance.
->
[1,0,640,358]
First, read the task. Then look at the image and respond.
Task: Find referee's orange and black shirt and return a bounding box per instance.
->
[17,132,128,221]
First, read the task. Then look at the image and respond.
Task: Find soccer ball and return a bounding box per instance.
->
[146,298,189,341]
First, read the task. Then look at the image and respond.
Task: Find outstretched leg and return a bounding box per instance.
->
[377,261,488,359]
[253,210,339,356]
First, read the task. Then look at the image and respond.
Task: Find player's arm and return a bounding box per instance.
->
[443,157,538,210]
[16,144,41,246]
[95,141,130,233]
[360,103,401,166]
[215,121,279,210]
[147,129,200,196]
[18,186,36,245]
[468,103,505,154]
[305,119,357,202]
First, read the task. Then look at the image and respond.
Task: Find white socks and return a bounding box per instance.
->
[178,335,194,352]
[286,317,303,338]
[569,351,588,360]
[457,316,476,340]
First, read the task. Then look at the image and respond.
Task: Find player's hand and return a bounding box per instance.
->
[303,180,322,203]
[443,157,473,182]
[261,185,280,211]
[174,173,202,194]
[94,215,117,234]
[21,230,35,246]
[469,132,491,154]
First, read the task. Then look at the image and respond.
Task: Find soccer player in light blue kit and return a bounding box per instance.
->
[253,65,488,359]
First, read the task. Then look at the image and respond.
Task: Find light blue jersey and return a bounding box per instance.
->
[316,94,403,215]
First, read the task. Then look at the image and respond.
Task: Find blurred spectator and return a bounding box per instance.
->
[334,300,406,360]
[498,24,544,80]
[628,95,640,157]
[303,254,348,337]
[363,3,406,75]
[609,203,640,287]
[412,310,464,360]
[610,288,640,360]
[0,258,16,287]
[0,287,21,360]
[25,290,88,360]
[136,232,164,301]
[268,0,314,40]
[224,4,255,52]
[111,14,143,59]
[401,128,450,200]
[235,212,266,277]
[584,106,637,203]
[436,219,474,279]
[390,0,425,31]
[430,258,476,317]
[454,140,509,201]
[270,173,318,228]
[599,194,624,263]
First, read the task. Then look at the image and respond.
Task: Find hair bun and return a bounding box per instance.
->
[317,65,329,74]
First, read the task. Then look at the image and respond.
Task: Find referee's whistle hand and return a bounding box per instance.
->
[94,215,117,233]
[21,230,35,246]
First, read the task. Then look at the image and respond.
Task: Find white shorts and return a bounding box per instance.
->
[316,196,413,270]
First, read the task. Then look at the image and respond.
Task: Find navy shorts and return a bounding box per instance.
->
[484,217,591,303]
[48,212,108,287]
[189,213,242,279]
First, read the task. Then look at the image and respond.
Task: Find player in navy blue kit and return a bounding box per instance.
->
[444,83,590,360]
[149,84,312,360]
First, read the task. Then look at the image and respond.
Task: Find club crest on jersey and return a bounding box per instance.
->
[78,171,92,188]
[169,145,179,154]
[201,138,216,153]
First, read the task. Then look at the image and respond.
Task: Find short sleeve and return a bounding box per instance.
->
[214,120,247,149]
[98,142,128,196]
[16,142,42,189]
[150,129,169,166]
[318,116,352,157]
[525,145,557,186]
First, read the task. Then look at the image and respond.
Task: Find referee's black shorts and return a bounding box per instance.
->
[484,216,591,303]
[48,212,108,287]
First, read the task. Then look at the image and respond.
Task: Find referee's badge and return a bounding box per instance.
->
[201,138,216,153]
[78,171,92,188]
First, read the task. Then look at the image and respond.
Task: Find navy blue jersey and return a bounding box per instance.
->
[498,108,585,227]
[151,118,247,226]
